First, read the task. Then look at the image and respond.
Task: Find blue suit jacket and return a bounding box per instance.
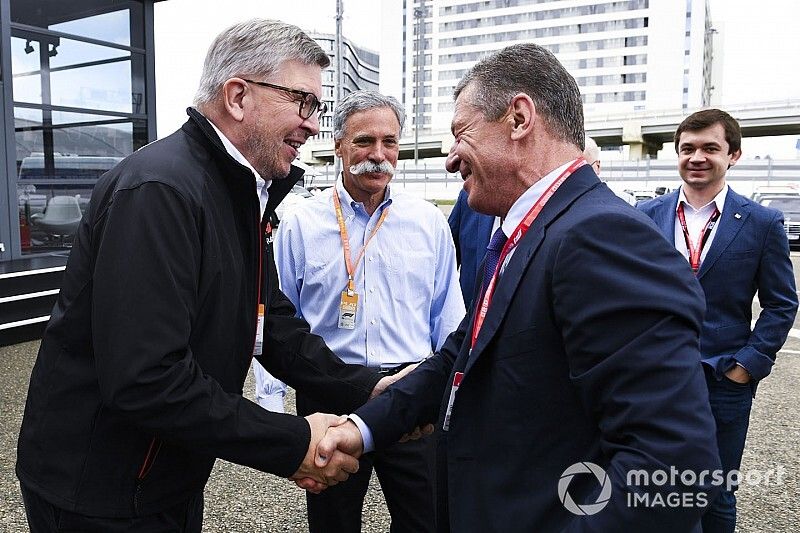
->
[448,189,494,307]
[638,188,797,382]
[356,167,721,532]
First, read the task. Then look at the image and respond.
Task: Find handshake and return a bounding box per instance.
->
[288,363,433,493]
[289,413,364,494]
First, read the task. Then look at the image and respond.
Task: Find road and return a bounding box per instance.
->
[1,257,799,531]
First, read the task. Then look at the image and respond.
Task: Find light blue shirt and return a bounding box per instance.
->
[254,178,465,412]
[275,178,465,366]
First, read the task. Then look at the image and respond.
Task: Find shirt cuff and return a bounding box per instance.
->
[735,362,753,378]
[348,414,375,453]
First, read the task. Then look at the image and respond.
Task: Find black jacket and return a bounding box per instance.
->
[16,108,380,517]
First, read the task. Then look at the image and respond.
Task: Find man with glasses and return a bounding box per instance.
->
[16,19,400,532]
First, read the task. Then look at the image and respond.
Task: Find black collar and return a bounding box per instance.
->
[182,107,304,211]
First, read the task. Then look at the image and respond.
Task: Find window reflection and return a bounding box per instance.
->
[11,1,143,48]
[51,9,132,47]
[11,37,42,104]
[15,107,146,253]
[10,0,150,254]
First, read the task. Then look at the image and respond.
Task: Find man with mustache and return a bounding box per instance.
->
[269,90,464,532]
[16,19,403,532]
[638,109,797,532]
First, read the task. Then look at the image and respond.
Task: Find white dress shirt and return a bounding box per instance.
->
[673,185,728,266]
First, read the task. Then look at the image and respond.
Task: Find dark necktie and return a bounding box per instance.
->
[481,227,508,296]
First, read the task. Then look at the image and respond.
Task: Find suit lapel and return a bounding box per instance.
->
[463,167,600,375]
[652,191,679,244]
[696,190,750,279]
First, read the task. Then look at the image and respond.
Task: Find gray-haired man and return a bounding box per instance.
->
[270,90,465,532]
[17,19,397,532]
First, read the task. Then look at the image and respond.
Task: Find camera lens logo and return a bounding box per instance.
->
[558,462,612,516]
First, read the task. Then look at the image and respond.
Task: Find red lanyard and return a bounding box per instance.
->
[676,203,720,274]
[470,158,586,349]
[332,187,389,293]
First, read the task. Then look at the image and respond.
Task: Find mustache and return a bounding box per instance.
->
[349,160,395,176]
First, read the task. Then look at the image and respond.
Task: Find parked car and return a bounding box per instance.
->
[625,190,655,202]
[757,195,800,249]
[751,185,800,203]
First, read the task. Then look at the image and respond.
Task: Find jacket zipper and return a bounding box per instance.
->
[252,206,265,360]
[134,437,162,512]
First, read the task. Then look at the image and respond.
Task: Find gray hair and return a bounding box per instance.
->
[193,19,330,107]
[583,135,599,164]
[333,90,406,140]
[454,43,584,149]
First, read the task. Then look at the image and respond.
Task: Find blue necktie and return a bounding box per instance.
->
[482,227,508,296]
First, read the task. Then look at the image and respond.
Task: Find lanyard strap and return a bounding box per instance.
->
[471,158,586,349]
[332,187,390,293]
[676,203,720,274]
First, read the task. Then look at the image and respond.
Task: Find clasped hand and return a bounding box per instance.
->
[289,413,362,494]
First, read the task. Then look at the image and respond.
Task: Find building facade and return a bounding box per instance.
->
[381,0,714,133]
[312,32,379,140]
[0,0,160,342]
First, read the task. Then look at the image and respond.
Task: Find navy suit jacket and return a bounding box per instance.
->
[638,188,797,382]
[356,166,721,532]
[448,189,495,307]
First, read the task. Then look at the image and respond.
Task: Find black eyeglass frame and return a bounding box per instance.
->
[242,79,328,120]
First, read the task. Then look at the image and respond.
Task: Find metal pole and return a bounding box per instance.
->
[333,0,344,180]
[414,6,424,165]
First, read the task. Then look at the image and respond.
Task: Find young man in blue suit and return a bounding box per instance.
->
[307,44,722,531]
[638,109,798,533]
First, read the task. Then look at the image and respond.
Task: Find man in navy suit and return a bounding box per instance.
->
[447,189,494,306]
[308,44,721,531]
[638,109,798,533]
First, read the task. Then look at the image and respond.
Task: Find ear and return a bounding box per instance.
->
[221,78,248,122]
[334,139,342,158]
[508,93,535,141]
[728,148,742,167]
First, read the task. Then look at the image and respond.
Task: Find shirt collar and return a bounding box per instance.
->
[335,174,393,217]
[501,159,577,237]
[677,184,728,214]
[206,117,271,193]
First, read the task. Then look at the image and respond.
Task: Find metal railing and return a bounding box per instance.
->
[303,158,800,200]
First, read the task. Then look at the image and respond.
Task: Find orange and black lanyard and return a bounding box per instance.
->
[676,203,720,274]
[471,158,586,349]
[332,188,389,294]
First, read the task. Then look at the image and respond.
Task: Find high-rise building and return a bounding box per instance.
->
[381,0,714,133]
[311,33,380,140]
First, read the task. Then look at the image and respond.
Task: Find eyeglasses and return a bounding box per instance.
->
[242,79,328,120]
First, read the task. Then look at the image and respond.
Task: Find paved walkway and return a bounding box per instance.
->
[1,338,798,531]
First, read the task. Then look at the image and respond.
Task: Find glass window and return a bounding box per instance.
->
[11,1,144,48]
[10,1,151,255]
[11,37,43,105]
[49,38,134,113]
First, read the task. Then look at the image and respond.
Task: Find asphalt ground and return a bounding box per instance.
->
[2,256,800,532]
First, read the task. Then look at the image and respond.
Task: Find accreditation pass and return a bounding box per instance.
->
[338,289,359,330]
[442,372,464,431]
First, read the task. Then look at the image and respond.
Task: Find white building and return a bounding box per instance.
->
[312,33,380,140]
[380,0,714,133]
